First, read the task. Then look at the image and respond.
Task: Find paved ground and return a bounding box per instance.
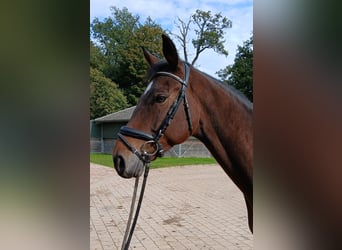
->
[90,163,253,249]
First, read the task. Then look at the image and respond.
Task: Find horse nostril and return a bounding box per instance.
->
[114,155,125,175]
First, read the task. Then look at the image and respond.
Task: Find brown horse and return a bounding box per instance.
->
[113,34,253,232]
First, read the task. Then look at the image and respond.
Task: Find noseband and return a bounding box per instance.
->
[117,62,192,163]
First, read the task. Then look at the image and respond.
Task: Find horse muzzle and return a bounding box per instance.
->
[113,126,166,179]
[113,153,144,178]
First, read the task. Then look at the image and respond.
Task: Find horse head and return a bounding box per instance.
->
[113,35,199,178]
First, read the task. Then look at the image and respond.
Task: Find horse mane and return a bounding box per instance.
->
[188,63,253,113]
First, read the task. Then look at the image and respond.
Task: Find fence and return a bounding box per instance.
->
[90,137,212,158]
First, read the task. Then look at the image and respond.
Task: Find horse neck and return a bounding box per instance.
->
[190,70,253,193]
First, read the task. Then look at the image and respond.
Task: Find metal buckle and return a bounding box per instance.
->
[140,140,159,157]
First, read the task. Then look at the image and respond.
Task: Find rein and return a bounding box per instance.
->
[118,62,192,249]
[120,155,151,250]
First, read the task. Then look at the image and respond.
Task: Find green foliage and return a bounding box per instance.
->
[217,36,253,102]
[90,7,165,106]
[90,67,128,119]
[90,41,106,72]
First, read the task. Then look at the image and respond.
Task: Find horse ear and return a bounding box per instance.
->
[142,47,159,67]
[162,34,179,69]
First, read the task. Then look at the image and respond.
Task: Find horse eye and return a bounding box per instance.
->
[155,95,167,103]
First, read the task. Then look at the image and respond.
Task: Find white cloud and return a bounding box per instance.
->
[90,0,253,76]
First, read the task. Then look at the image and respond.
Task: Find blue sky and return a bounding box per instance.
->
[90,0,253,76]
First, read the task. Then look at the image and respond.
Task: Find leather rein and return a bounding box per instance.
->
[118,62,192,249]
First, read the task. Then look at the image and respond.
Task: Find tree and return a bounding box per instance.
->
[90,67,128,119]
[217,36,253,102]
[172,9,232,66]
[91,7,165,105]
[90,41,106,72]
[173,17,191,63]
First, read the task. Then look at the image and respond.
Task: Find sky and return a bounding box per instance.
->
[90,0,253,77]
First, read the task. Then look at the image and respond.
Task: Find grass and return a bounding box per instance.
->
[90,153,115,168]
[90,153,216,169]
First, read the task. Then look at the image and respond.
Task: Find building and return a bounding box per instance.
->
[90,106,136,153]
[90,106,211,157]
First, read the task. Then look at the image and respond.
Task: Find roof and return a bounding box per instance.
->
[94,106,136,123]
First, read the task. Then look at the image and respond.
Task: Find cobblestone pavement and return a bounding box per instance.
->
[90,163,253,249]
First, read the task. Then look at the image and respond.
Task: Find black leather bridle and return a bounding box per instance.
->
[118,62,193,250]
[117,62,193,163]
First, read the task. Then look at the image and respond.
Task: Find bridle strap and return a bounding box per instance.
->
[152,71,187,86]
[117,133,145,161]
[183,95,193,133]
[119,126,154,141]
[150,62,192,141]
